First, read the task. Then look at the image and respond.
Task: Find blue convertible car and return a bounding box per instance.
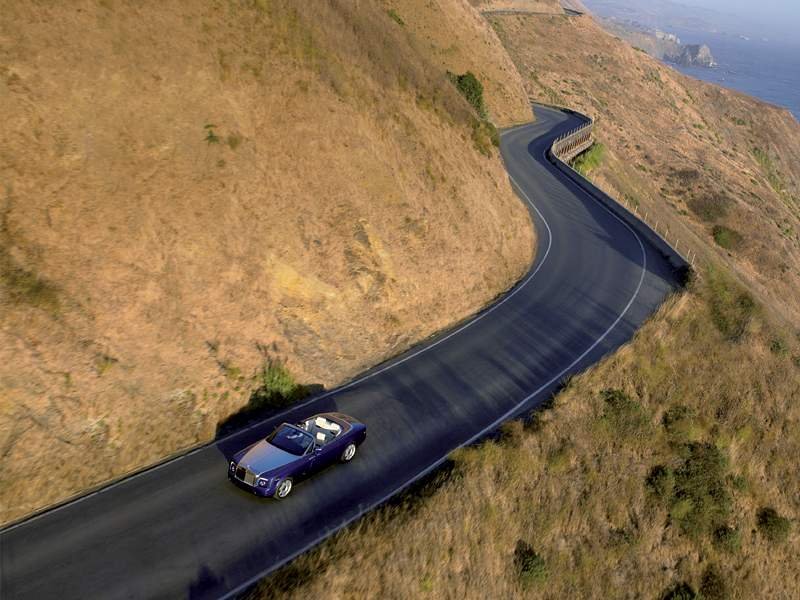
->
[228,412,366,499]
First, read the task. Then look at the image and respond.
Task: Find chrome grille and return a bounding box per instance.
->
[235,465,257,486]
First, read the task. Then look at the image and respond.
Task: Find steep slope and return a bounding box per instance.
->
[390,0,532,125]
[251,9,800,600]
[0,0,533,523]
[493,12,800,321]
[470,0,564,14]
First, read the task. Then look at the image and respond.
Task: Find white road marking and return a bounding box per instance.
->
[1,125,557,534]
[216,114,649,600]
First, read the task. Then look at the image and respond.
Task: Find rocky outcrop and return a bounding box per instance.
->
[666,43,717,68]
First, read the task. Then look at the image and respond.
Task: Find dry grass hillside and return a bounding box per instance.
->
[0,0,534,523]
[391,0,531,125]
[251,10,800,600]
[470,0,564,14]
[257,274,800,600]
[493,12,800,322]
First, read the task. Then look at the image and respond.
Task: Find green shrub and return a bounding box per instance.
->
[250,358,307,410]
[646,465,674,500]
[706,268,757,341]
[712,225,743,250]
[572,143,605,176]
[712,524,741,553]
[600,388,648,437]
[688,193,729,222]
[700,564,729,600]
[756,507,791,543]
[670,442,731,538]
[660,582,697,600]
[204,123,220,144]
[769,338,788,356]
[513,540,547,587]
[447,71,487,119]
[386,8,404,26]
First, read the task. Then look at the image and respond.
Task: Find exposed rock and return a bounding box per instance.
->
[666,43,717,68]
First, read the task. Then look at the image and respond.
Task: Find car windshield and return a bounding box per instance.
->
[267,425,314,456]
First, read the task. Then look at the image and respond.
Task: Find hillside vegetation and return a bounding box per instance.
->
[0,0,533,523]
[251,9,800,600]
[470,0,565,14]
[495,12,800,321]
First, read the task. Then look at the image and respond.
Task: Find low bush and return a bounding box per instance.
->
[573,143,605,176]
[386,8,404,26]
[513,540,547,587]
[670,442,731,538]
[756,507,791,543]
[688,193,729,222]
[712,524,742,553]
[660,582,697,600]
[250,358,308,411]
[646,465,674,501]
[712,225,744,250]
[447,71,487,119]
[769,337,788,356]
[600,388,648,437]
[706,268,757,341]
[700,564,729,600]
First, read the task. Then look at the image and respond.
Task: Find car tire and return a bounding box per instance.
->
[341,443,357,463]
[275,478,293,499]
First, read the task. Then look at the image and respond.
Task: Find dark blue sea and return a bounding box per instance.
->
[667,29,799,122]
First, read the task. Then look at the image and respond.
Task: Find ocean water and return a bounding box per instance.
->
[667,29,800,122]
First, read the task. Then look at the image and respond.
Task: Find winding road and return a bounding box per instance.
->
[0,105,684,599]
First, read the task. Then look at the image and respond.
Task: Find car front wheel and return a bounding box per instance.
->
[341,443,356,462]
[275,478,293,499]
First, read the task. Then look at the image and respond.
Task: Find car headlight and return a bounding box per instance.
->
[230,461,236,472]
[257,478,269,487]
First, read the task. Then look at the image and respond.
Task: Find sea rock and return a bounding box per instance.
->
[667,44,717,68]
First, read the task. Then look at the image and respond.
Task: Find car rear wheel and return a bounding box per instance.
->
[341,443,356,462]
[275,478,293,499]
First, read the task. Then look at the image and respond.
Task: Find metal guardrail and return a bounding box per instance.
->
[548,111,698,270]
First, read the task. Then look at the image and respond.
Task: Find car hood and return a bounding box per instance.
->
[235,440,299,475]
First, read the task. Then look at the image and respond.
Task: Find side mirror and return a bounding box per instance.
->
[314,445,323,453]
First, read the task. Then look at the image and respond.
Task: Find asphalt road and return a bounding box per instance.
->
[0,105,683,600]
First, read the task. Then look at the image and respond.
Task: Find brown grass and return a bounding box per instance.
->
[247,10,800,600]
[494,12,800,323]
[253,271,799,600]
[0,0,534,523]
